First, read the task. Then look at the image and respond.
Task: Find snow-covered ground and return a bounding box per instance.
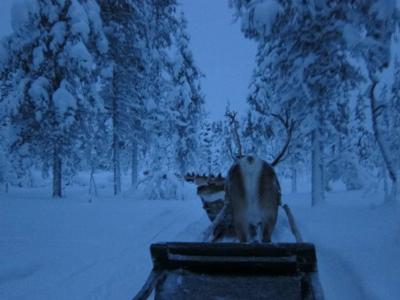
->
[289,192,400,300]
[0,179,399,300]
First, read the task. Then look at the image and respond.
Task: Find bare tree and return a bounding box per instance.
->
[225,111,243,159]
[369,75,398,202]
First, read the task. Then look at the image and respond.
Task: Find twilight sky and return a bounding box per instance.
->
[180,1,256,120]
[0,0,256,120]
[0,1,13,36]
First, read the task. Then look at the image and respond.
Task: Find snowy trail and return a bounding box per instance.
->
[0,189,206,300]
[289,196,400,300]
[1,189,399,299]
[295,212,373,300]
[316,245,374,300]
[63,207,204,299]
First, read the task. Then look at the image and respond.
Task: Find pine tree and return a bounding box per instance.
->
[374,57,400,201]
[0,0,108,197]
[167,13,205,175]
[99,0,198,194]
[199,119,214,174]
[358,2,399,202]
[231,0,362,205]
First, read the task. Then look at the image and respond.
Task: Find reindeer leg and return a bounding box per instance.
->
[262,224,272,243]
[256,222,263,243]
[234,219,248,243]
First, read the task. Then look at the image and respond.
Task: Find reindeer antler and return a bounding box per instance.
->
[270,111,295,167]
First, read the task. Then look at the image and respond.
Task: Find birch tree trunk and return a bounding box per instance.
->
[131,141,138,188]
[112,73,121,196]
[369,79,397,203]
[311,128,324,206]
[52,145,62,198]
[383,168,389,201]
[113,130,121,196]
[396,170,400,203]
[291,166,297,193]
[0,132,9,194]
[89,167,98,203]
[28,169,33,188]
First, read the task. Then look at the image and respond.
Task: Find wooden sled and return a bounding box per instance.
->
[133,241,324,300]
[134,173,323,299]
[132,204,324,300]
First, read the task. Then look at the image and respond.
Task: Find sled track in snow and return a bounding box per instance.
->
[0,264,41,286]
[317,245,376,300]
[86,208,198,299]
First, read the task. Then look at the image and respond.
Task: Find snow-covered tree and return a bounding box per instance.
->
[99,0,202,195]
[0,0,108,198]
[335,1,399,201]
[230,0,365,205]
[367,57,400,202]
[167,13,205,175]
[0,124,10,193]
[199,119,216,174]
[360,2,399,202]
[197,118,231,176]
[99,0,153,195]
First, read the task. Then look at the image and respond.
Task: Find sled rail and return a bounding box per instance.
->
[282,204,303,243]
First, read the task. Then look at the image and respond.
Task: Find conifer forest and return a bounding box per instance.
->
[0,1,399,299]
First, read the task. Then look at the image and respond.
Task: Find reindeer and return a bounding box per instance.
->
[222,110,294,243]
[185,173,226,222]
